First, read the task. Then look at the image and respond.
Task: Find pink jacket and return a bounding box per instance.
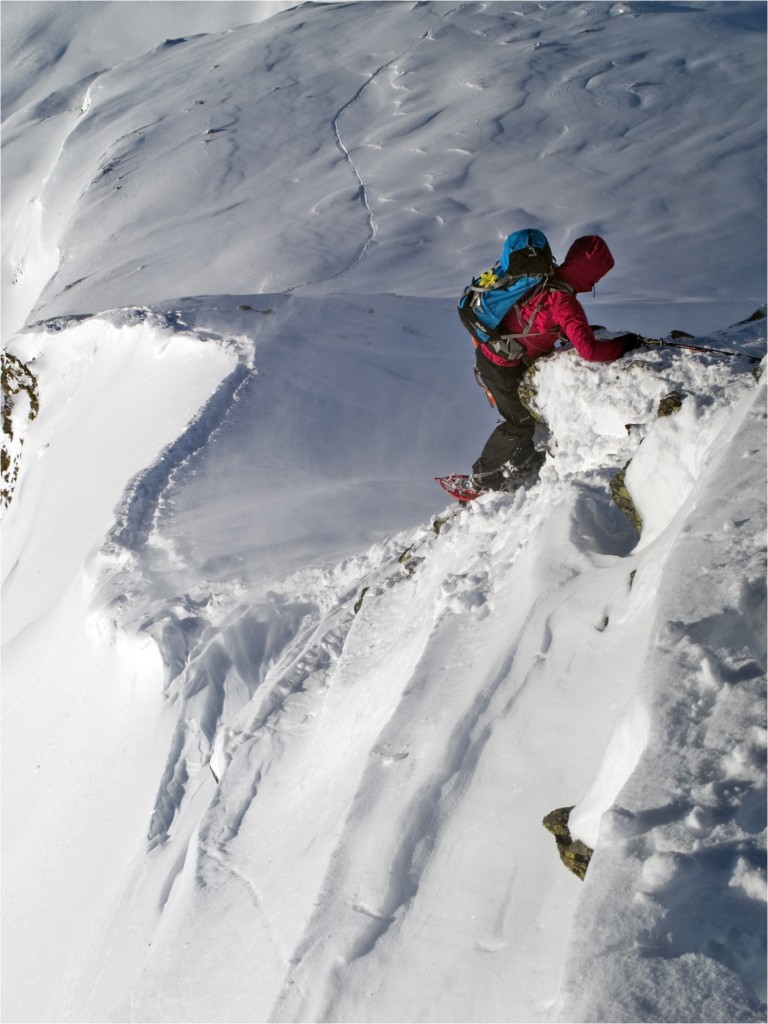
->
[479,236,626,366]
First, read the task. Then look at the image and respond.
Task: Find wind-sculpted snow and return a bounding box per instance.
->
[2,286,765,1021]
[3,1,765,338]
[2,2,766,1021]
[106,360,253,552]
[3,294,766,1022]
[63,302,765,1022]
[558,375,767,1024]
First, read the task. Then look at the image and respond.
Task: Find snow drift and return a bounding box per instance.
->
[2,2,766,1022]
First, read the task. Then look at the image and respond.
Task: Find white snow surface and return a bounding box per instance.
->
[2,3,766,1023]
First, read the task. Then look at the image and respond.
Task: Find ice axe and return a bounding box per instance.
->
[638,335,763,364]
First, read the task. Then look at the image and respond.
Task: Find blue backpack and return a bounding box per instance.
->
[457,228,559,361]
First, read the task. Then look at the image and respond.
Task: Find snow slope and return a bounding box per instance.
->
[2,2,766,1022]
[3,0,766,339]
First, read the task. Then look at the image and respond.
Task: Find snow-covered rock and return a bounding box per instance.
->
[2,3,765,1022]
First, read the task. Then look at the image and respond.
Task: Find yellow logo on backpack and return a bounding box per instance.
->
[478,269,498,288]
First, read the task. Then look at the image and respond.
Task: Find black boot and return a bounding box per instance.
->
[498,449,546,492]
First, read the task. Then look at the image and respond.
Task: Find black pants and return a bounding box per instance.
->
[473,347,537,487]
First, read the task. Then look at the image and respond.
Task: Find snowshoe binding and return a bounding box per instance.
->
[436,451,545,504]
[435,474,485,502]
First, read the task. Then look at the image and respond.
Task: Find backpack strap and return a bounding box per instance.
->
[482,277,575,360]
[466,265,519,295]
[548,277,576,296]
[481,333,528,362]
[482,278,549,360]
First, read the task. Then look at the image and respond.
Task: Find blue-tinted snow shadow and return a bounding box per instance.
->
[570,481,639,558]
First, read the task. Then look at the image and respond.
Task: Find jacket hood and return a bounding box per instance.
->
[557,235,615,293]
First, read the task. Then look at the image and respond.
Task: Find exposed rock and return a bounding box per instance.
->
[657,390,685,417]
[518,361,548,424]
[2,352,40,510]
[609,462,642,534]
[398,547,416,576]
[611,389,686,528]
[432,506,464,534]
[542,806,593,881]
[737,306,766,324]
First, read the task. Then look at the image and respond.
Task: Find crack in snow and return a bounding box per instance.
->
[325,4,469,283]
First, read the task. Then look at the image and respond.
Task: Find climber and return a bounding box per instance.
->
[463,230,642,493]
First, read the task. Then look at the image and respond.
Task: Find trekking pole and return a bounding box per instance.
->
[639,336,763,364]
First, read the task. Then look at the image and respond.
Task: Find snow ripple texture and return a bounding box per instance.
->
[2,2,766,1021]
[89,306,766,1023]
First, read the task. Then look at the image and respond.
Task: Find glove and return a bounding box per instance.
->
[617,333,644,353]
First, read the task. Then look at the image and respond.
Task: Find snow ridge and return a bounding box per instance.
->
[85,305,765,1024]
[2,2,766,1020]
[5,305,766,1022]
[107,360,252,553]
[558,375,768,1024]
